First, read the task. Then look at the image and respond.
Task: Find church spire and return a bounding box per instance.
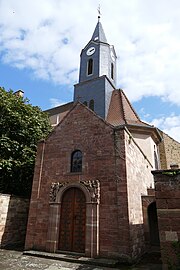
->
[74,17,117,119]
[91,18,107,43]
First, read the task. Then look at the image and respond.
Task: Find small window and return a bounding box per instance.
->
[89,99,94,111]
[87,59,93,75]
[154,151,159,170]
[154,145,159,170]
[83,101,88,106]
[111,63,114,80]
[71,150,82,172]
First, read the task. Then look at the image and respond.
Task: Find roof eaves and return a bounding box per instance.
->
[44,101,74,116]
[125,123,163,143]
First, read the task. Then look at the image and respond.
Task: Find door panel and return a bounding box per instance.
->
[59,188,86,253]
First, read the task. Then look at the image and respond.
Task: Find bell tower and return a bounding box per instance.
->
[74,17,117,119]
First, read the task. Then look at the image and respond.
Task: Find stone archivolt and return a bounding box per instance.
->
[49,180,100,203]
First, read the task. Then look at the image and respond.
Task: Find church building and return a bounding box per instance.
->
[25,18,179,262]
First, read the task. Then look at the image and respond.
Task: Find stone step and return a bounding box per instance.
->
[23,250,119,268]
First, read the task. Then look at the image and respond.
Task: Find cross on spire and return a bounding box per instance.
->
[97,4,101,20]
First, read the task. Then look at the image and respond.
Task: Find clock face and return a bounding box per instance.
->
[86,47,95,56]
[110,50,115,61]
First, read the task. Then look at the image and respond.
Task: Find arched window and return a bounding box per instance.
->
[71,150,82,172]
[87,59,93,75]
[83,101,88,106]
[89,99,94,111]
[111,63,114,80]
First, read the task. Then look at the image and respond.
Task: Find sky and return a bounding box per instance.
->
[0,0,180,142]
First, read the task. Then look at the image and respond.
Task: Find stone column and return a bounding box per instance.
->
[46,203,61,252]
[85,202,99,257]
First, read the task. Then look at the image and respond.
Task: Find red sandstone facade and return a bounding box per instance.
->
[25,103,160,262]
[25,18,180,264]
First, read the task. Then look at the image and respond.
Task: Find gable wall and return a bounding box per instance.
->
[131,132,157,168]
[25,104,130,258]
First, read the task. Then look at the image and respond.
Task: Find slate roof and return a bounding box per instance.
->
[91,20,108,43]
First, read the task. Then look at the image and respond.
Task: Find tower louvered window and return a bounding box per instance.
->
[87,59,93,75]
[111,63,114,80]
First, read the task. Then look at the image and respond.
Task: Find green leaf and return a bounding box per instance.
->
[0,87,52,197]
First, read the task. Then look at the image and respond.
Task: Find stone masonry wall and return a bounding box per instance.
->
[153,170,180,270]
[25,103,130,259]
[125,130,155,260]
[159,131,180,169]
[0,194,29,248]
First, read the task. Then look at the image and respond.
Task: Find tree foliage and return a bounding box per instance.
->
[0,87,52,197]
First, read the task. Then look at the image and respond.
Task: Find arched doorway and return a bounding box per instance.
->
[58,187,86,253]
[148,202,160,246]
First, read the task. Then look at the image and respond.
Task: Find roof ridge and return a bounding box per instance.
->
[79,102,114,128]
[44,101,74,113]
[118,89,127,124]
[118,89,141,121]
[55,102,114,129]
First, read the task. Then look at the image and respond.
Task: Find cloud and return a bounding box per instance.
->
[49,98,66,108]
[0,0,180,106]
[150,114,180,142]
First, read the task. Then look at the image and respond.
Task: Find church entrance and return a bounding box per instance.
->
[148,202,160,246]
[58,187,86,253]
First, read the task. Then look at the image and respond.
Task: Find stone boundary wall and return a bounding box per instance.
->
[153,170,180,270]
[0,193,29,248]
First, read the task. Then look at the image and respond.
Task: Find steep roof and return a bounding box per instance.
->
[91,20,108,43]
[106,89,150,127]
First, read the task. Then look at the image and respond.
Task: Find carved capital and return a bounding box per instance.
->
[49,182,68,202]
[80,180,100,203]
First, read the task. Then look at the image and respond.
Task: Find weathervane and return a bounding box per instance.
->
[97,4,101,20]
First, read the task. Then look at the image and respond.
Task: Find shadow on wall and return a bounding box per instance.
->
[148,202,160,246]
[0,194,30,250]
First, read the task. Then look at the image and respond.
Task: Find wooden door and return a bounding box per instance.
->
[59,187,86,253]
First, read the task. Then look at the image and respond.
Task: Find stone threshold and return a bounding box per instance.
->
[23,250,119,268]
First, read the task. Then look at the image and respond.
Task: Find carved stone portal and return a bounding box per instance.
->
[80,180,100,203]
[49,180,100,203]
[49,182,68,202]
